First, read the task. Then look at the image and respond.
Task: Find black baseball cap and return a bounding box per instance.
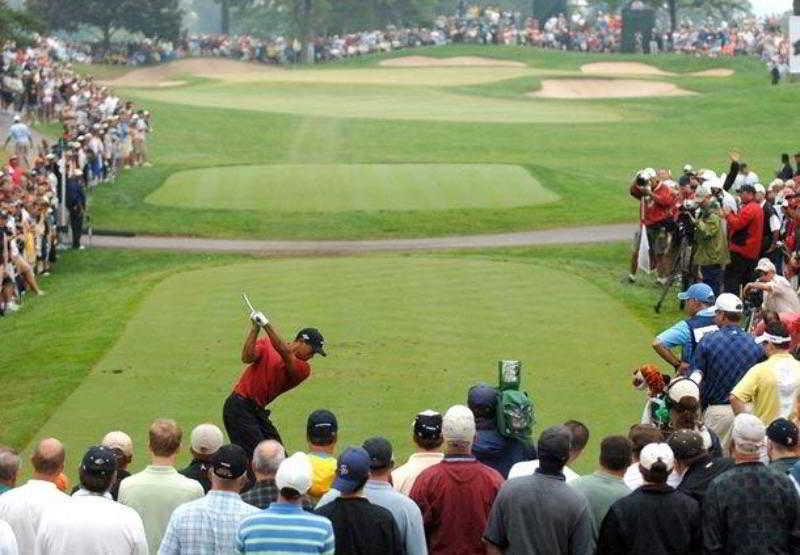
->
[363,436,393,470]
[211,444,249,479]
[668,429,705,460]
[767,418,799,448]
[81,445,117,477]
[414,410,443,440]
[740,184,757,194]
[296,328,326,357]
[307,409,338,443]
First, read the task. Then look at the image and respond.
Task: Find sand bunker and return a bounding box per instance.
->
[530,79,695,99]
[99,58,281,87]
[580,62,733,78]
[380,56,526,68]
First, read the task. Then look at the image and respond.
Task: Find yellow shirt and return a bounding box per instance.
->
[732,353,800,424]
[307,452,337,500]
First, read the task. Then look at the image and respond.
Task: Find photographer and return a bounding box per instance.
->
[724,184,764,296]
[629,169,676,282]
[690,184,729,296]
[743,258,800,314]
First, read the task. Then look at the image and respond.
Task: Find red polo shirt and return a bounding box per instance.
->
[726,200,763,260]
[233,337,311,407]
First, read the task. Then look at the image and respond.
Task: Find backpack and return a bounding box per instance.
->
[495,361,535,442]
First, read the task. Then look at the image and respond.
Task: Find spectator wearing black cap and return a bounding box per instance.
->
[315,446,403,555]
[485,425,594,555]
[597,443,700,555]
[767,418,800,474]
[723,183,764,295]
[224,313,326,461]
[241,439,285,509]
[160,444,258,555]
[306,409,338,503]
[317,437,426,555]
[671,429,734,505]
[35,446,147,554]
[392,410,444,495]
[569,436,632,541]
[179,423,224,493]
[411,405,503,555]
[468,383,536,478]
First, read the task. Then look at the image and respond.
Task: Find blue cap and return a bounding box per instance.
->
[677,283,714,304]
[332,447,370,494]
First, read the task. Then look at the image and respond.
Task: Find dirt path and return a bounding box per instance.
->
[89,223,634,256]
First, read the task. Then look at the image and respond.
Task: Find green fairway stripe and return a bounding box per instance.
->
[145,164,560,213]
[27,256,654,478]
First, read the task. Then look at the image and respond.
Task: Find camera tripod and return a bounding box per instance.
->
[654,235,694,313]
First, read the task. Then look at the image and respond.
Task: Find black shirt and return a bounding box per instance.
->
[677,455,735,506]
[179,459,211,493]
[315,497,404,555]
[598,484,701,555]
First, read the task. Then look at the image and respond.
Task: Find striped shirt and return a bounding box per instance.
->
[236,502,335,554]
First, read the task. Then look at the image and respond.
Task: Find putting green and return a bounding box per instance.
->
[132,82,624,124]
[146,164,559,212]
[29,256,653,476]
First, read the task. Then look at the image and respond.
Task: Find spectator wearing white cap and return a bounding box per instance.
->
[160,444,258,555]
[731,320,800,426]
[597,443,700,554]
[743,258,800,314]
[692,293,764,451]
[236,452,335,554]
[692,185,729,296]
[102,431,134,500]
[241,439,285,509]
[703,414,800,553]
[179,423,224,493]
[410,405,503,555]
[392,410,444,495]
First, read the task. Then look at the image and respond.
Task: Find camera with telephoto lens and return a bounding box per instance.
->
[744,288,764,310]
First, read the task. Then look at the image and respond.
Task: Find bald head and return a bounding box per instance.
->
[31,437,65,478]
[252,440,285,479]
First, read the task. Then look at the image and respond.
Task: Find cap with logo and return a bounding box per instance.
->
[767,418,799,448]
[81,445,117,477]
[677,283,715,304]
[714,293,743,313]
[332,447,371,494]
[191,423,224,456]
[414,410,443,440]
[363,436,393,470]
[211,444,249,479]
[639,443,675,471]
[668,429,705,460]
[296,328,326,357]
[307,409,338,444]
[276,452,312,495]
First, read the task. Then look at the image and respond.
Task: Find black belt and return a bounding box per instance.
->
[230,393,271,417]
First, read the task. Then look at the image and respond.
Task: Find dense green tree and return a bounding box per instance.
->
[0,0,43,45]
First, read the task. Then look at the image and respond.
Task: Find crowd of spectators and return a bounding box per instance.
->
[1,363,800,554]
[0,38,152,317]
[74,7,790,69]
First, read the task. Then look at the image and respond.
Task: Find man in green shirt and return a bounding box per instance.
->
[118,419,204,553]
[0,447,19,495]
[569,436,632,539]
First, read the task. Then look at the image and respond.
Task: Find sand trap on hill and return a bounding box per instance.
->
[580,61,733,77]
[99,58,281,87]
[530,79,695,99]
[379,55,527,68]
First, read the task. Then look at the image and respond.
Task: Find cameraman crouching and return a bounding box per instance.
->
[743,258,800,313]
[691,184,730,296]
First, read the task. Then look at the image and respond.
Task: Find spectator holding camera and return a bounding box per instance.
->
[743,258,800,313]
[691,184,729,295]
[629,169,675,282]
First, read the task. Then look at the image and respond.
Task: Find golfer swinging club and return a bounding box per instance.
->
[223,295,326,459]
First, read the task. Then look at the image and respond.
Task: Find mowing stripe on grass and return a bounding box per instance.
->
[28,256,653,478]
[146,164,559,213]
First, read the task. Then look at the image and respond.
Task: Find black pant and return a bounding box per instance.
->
[724,252,756,295]
[223,393,283,461]
[69,207,83,249]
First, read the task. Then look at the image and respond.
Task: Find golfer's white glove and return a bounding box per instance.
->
[250,311,269,327]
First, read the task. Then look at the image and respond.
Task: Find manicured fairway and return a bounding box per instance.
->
[146,164,559,212]
[28,255,654,475]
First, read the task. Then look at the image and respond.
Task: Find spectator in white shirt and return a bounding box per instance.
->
[35,446,147,555]
[507,420,588,481]
[744,258,800,314]
[0,519,16,555]
[0,438,69,554]
[391,410,444,495]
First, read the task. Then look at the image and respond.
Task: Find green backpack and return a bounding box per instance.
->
[495,361,535,442]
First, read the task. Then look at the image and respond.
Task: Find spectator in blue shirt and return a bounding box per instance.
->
[653,283,717,374]
[692,293,764,454]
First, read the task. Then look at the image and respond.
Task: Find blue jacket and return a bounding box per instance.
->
[471,420,536,478]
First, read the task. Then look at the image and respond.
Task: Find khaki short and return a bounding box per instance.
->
[633,224,671,255]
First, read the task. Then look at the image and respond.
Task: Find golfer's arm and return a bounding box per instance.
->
[263,323,296,368]
[241,327,260,364]
[652,340,680,370]
[729,394,748,415]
